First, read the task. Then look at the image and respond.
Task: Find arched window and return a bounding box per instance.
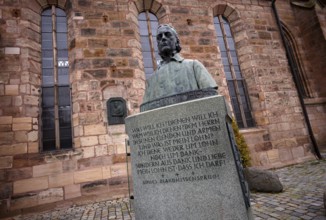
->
[41,6,72,151]
[138,11,160,79]
[214,16,254,128]
[282,25,310,98]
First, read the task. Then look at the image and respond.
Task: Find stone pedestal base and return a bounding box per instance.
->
[126,95,253,220]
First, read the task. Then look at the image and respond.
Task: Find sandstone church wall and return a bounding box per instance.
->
[0,0,323,214]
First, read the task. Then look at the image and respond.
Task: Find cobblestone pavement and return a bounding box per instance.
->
[251,159,326,220]
[5,160,326,220]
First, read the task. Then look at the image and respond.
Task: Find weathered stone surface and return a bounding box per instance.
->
[23,95,38,105]
[13,176,48,194]
[38,188,64,205]
[81,146,95,158]
[12,154,44,168]
[116,144,126,155]
[62,159,77,172]
[102,166,112,179]
[111,69,134,78]
[0,170,5,181]
[25,106,39,117]
[74,167,103,184]
[0,116,12,124]
[0,156,13,169]
[0,124,11,132]
[244,167,283,193]
[84,124,106,135]
[112,154,126,164]
[33,162,63,177]
[83,49,105,58]
[0,96,12,107]
[12,123,32,131]
[126,96,252,220]
[84,69,107,78]
[27,130,38,142]
[0,143,27,156]
[5,85,19,95]
[108,176,129,188]
[10,193,38,210]
[107,48,132,57]
[4,47,20,55]
[49,172,74,188]
[95,145,108,156]
[12,117,32,123]
[28,142,39,153]
[110,163,127,178]
[92,58,114,68]
[14,131,28,142]
[81,28,95,36]
[80,136,98,147]
[77,157,103,170]
[0,183,12,199]
[6,167,33,181]
[0,132,14,145]
[64,184,81,200]
[81,180,108,196]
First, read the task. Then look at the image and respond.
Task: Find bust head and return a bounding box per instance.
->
[157,24,182,58]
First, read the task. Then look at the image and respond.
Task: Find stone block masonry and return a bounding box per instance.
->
[8,155,129,211]
[5,161,325,220]
[0,0,324,215]
[13,176,49,194]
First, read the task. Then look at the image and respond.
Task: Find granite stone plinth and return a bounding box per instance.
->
[125,95,253,220]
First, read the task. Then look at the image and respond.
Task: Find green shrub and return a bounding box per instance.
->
[231,119,251,167]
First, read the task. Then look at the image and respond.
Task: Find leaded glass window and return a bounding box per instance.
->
[138,11,160,79]
[41,6,72,151]
[214,16,254,128]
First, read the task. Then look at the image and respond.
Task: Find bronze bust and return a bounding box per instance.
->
[141,24,218,111]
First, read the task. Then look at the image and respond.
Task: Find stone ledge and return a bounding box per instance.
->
[239,127,267,135]
[43,149,83,163]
